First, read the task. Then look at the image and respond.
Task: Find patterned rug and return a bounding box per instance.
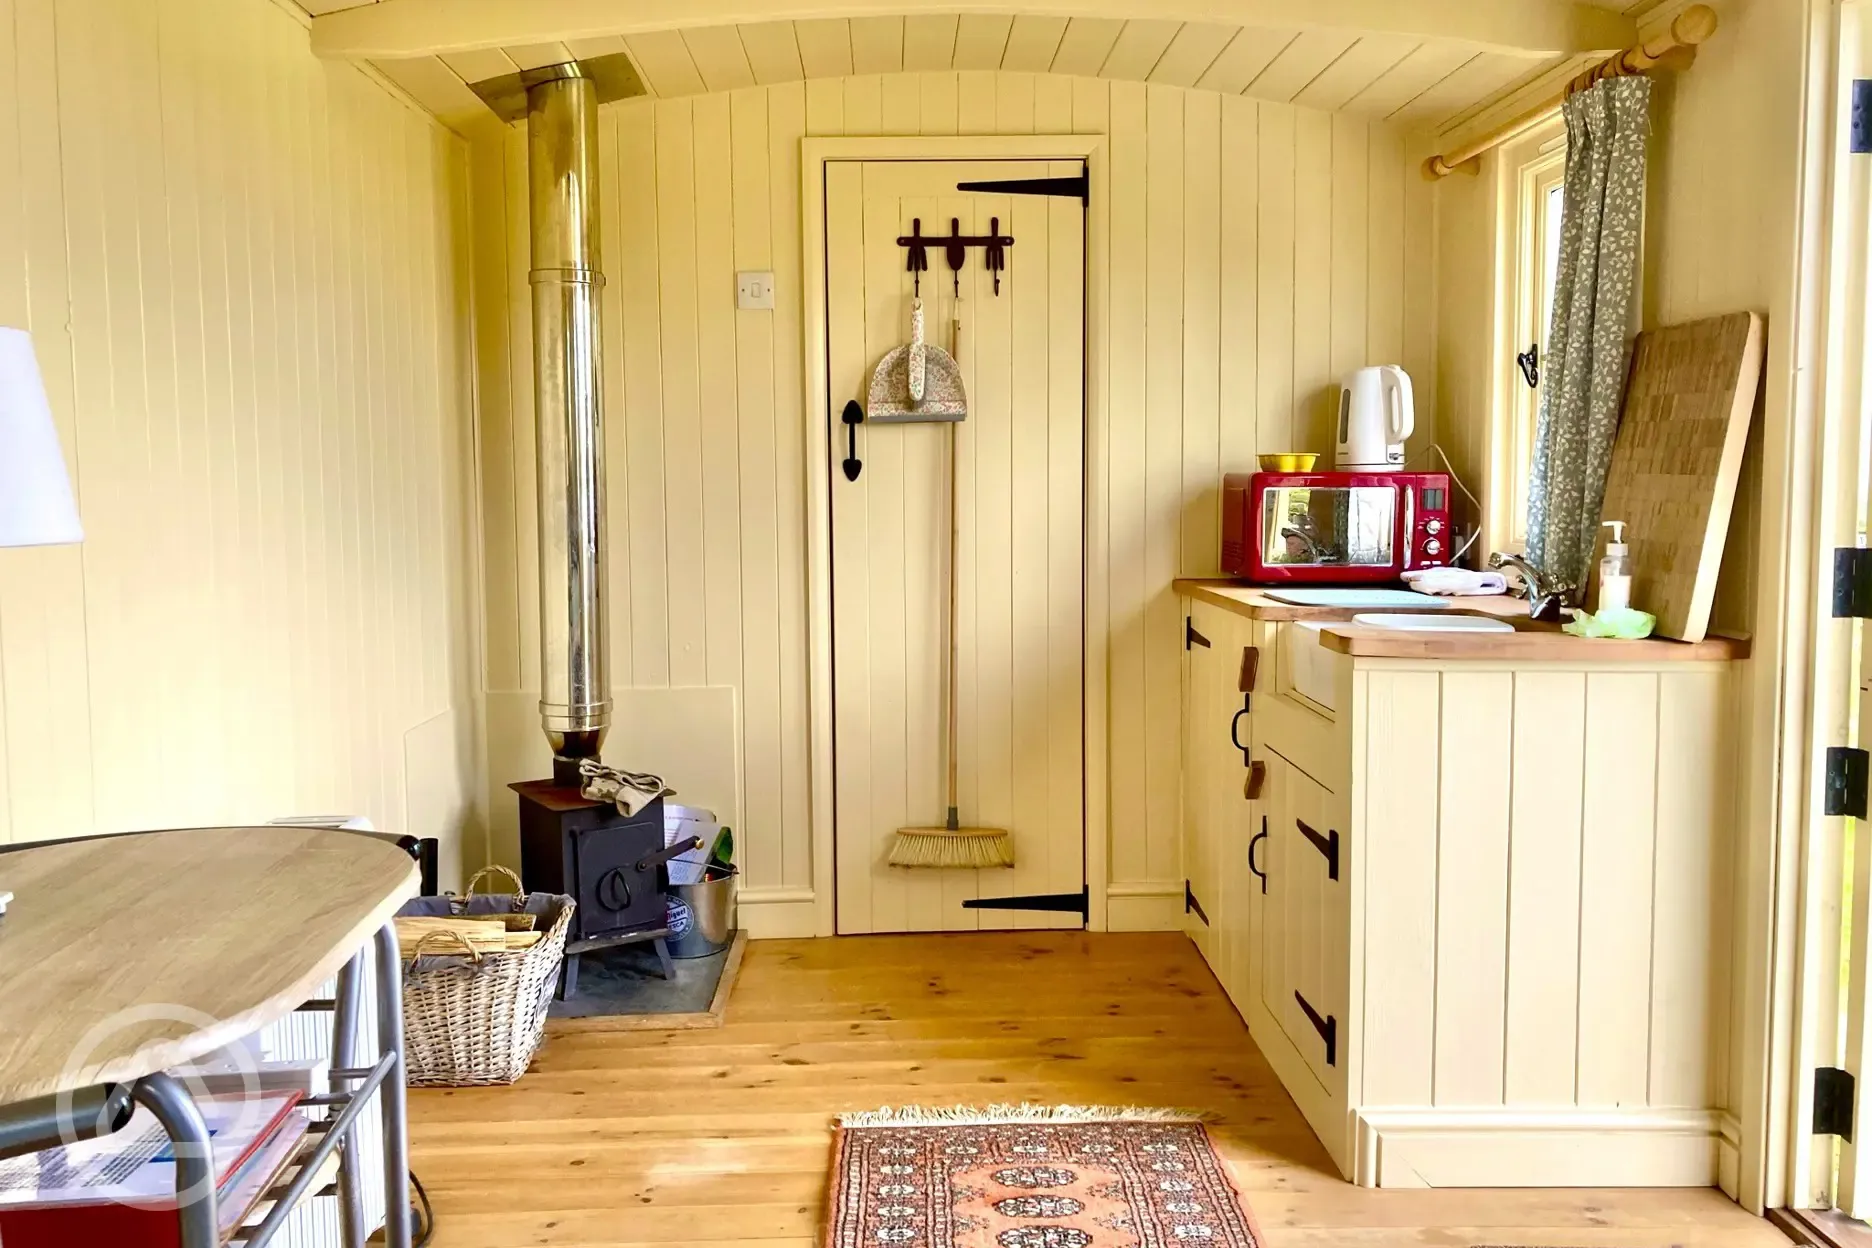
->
[826,1105,1262,1248]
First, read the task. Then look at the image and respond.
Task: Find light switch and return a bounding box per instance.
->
[737,270,776,310]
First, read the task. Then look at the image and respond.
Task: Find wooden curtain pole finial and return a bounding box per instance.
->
[1424,3,1718,181]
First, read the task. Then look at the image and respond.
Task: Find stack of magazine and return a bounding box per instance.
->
[0,1091,310,1247]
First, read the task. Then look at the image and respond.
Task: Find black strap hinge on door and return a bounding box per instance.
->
[1816,1066,1856,1140]
[1296,818,1340,881]
[1826,747,1870,819]
[1834,547,1872,617]
[1853,81,1872,154]
[1183,882,1209,926]
[956,172,1089,205]
[964,886,1089,920]
[1294,992,1337,1067]
[1186,617,1210,650]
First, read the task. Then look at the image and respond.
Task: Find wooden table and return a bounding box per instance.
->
[0,827,420,1247]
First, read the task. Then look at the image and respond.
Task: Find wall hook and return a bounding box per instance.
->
[986,216,1006,295]
[947,217,964,296]
[904,218,928,297]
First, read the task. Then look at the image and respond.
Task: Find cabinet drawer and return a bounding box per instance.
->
[1261,622,1351,791]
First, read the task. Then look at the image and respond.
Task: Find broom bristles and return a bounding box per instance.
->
[889,827,1015,869]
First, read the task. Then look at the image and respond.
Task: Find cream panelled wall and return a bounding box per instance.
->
[0,0,482,883]
[470,70,1433,929]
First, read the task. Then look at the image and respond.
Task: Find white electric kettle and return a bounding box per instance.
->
[1335,365,1414,471]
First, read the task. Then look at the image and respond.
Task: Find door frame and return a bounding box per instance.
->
[801,135,1111,938]
[1783,0,1872,1217]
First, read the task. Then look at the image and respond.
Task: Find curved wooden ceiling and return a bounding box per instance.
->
[300,3,1658,137]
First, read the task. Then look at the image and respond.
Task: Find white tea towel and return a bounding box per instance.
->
[1402,567,1509,597]
[579,758,674,817]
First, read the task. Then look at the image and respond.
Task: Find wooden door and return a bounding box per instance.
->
[1261,751,1348,1090]
[826,159,1086,935]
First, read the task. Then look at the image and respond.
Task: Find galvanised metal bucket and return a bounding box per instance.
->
[666,865,737,958]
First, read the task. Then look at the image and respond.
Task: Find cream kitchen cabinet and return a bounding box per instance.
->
[1179,600,1265,1006]
[1178,584,1747,1190]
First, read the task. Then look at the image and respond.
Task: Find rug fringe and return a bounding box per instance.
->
[837,1103,1206,1129]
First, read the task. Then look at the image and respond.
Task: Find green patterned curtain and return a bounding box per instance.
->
[1525,76,1651,590]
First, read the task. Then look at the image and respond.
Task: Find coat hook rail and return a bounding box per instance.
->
[897,217,1015,296]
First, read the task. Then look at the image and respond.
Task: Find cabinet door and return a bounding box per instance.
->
[1261,751,1349,1091]
[1181,602,1223,956]
[1233,622,1269,1010]
[1211,615,1260,1007]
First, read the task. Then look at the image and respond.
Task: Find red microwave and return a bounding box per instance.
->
[1221,471,1452,583]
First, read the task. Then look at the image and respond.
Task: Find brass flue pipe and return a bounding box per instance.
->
[1423,4,1719,180]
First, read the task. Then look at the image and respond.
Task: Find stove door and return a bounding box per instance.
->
[572,823,664,938]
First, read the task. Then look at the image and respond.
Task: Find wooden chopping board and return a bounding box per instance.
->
[1593,310,1764,642]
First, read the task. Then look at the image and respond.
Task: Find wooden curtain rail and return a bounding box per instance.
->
[1422,3,1718,180]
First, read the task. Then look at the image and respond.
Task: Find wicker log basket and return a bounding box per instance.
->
[396,866,574,1087]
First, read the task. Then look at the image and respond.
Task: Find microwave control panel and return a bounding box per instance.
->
[1409,479,1452,569]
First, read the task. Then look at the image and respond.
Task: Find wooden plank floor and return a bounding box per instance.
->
[408,931,1789,1248]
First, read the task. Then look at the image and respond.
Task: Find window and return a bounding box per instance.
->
[1502,133,1567,550]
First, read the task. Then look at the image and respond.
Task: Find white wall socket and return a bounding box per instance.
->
[736,270,776,310]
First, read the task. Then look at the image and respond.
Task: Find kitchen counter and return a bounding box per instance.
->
[1178,582,1743,1188]
[1172,577,1750,662]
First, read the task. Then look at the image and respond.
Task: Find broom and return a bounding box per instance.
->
[889,376,1015,871]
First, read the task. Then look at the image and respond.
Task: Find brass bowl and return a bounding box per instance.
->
[1258,452,1320,472]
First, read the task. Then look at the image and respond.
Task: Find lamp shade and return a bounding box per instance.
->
[0,328,82,547]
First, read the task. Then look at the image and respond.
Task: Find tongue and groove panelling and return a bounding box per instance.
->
[468,71,1436,933]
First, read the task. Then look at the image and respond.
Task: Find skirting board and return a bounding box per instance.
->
[740,886,1184,936]
[1106,883,1183,932]
[740,887,820,938]
[1354,1105,1737,1188]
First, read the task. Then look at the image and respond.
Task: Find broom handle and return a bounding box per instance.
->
[945,415,962,831]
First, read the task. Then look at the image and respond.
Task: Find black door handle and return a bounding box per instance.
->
[1229,702,1250,763]
[841,400,864,480]
[1186,617,1210,649]
[1295,991,1337,1066]
[1297,818,1339,881]
[1248,816,1267,894]
[596,866,632,912]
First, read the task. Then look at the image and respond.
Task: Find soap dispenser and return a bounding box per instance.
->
[1598,520,1632,612]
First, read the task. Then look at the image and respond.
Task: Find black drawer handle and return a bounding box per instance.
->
[596,866,632,912]
[1186,617,1211,649]
[1297,818,1339,881]
[1248,817,1267,894]
[1295,991,1337,1066]
[1184,881,1209,926]
[1229,704,1251,762]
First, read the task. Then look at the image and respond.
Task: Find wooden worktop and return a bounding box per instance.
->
[1173,578,1751,662]
[0,826,418,1105]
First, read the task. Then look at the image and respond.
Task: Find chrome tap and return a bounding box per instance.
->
[1488,552,1575,622]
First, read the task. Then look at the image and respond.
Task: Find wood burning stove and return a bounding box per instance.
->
[511,782,698,997]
